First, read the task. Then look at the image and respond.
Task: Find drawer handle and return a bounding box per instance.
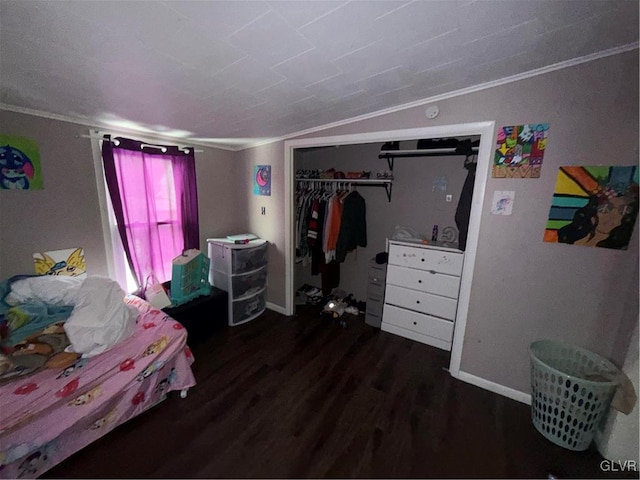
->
[421,258,425,262]
[429,270,436,274]
[413,321,417,325]
[418,280,422,283]
[416,300,420,304]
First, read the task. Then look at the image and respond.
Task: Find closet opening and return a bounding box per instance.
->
[284,122,495,377]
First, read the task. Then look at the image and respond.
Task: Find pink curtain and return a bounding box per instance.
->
[102,137,199,288]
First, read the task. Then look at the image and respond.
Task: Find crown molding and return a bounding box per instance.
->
[1,42,637,152]
[0,103,238,152]
[241,42,639,150]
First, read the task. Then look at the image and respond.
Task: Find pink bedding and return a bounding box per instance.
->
[0,295,196,479]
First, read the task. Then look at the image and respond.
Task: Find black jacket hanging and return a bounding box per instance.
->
[455,162,476,251]
[336,191,367,262]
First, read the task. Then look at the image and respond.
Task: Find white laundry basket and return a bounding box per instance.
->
[529,340,621,451]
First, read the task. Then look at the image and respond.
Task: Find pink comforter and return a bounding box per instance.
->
[0,296,196,479]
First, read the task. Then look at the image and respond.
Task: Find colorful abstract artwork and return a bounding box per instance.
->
[33,248,87,277]
[544,166,639,250]
[493,124,549,178]
[253,165,271,196]
[0,134,44,190]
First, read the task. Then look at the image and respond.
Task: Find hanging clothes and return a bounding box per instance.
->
[295,179,367,295]
[309,193,340,295]
[455,162,476,251]
[336,191,367,262]
[324,193,345,263]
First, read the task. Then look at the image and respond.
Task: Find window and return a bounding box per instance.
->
[101,136,199,291]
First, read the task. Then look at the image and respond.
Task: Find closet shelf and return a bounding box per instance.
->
[295,177,393,202]
[379,148,479,168]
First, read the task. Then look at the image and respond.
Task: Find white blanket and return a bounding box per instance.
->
[8,275,137,357]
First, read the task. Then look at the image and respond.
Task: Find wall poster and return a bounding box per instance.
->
[493,123,548,178]
[544,166,639,250]
[491,191,515,215]
[0,134,44,190]
[253,165,271,196]
[33,248,87,277]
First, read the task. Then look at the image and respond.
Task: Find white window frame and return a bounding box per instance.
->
[90,130,142,293]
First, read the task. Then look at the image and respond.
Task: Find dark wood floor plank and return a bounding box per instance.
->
[42,305,634,479]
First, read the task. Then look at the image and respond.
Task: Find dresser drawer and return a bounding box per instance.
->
[366,295,384,316]
[365,310,382,328]
[385,284,458,321]
[368,260,387,285]
[386,265,460,299]
[367,281,385,300]
[383,304,454,343]
[388,243,463,276]
[368,271,386,286]
[231,265,267,300]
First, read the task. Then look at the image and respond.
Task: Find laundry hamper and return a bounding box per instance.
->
[529,340,621,451]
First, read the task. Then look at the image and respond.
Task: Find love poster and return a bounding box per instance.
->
[493,124,548,179]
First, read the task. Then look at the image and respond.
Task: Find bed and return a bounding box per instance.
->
[0,282,196,479]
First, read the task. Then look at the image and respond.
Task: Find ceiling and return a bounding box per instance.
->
[1,1,638,150]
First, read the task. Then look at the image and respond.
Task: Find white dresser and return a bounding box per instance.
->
[381,240,464,351]
[207,238,268,326]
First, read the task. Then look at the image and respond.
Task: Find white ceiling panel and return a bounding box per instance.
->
[258,80,316,106]
[462,19,546,64]
[533,0,621,31]
[162,0,271,38]
[0,0,637,150]
[333,40,407,83]
[305,74,365,103]
[371,1,459,45]
[267,0,347,29]
[210,57,285,93]
[357,67,419,96]
[141,22,247,71]
[298,1,410,60]
[456,0,545,43]
[229,10,315,66]
[273,49,340,87]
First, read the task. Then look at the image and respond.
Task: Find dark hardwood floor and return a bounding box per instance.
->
[44,306,635,479]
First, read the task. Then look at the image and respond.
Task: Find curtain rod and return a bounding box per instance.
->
[78,134,203,153]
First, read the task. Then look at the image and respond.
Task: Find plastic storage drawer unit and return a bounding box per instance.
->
[207,238,269,326]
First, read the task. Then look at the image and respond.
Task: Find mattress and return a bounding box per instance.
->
[0,295,196,479]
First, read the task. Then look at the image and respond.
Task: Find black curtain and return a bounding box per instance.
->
[455,162,476,251]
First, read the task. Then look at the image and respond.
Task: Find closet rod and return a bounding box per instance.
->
[295,178,392,184]
[296,178,393,202]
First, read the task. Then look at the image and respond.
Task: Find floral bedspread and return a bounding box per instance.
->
[0,295,196,479]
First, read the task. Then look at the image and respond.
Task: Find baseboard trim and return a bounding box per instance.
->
[454,370,531,405]
[266,302,288,315]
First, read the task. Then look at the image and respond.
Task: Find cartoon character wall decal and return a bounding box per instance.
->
[33,248,87,277]
[0,134,43,190]
[0,145,34,189]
